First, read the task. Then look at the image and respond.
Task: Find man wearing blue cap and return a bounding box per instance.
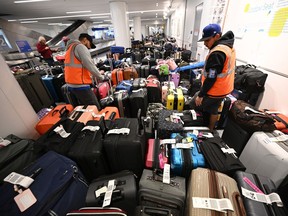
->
[191,23,236,131]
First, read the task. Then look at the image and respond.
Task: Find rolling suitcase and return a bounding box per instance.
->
[35,104,74,135]
[140,65,150,78]
[94,106,120,121]
[115,80,133,94]
[170,132,205,179]
[146,76,161,103]
[113,90,131,117]
[145,138,169,169]
[166,88,184,111]
[264,110,288,130]
[171,72,180,87]
[186,168,246,216]
[179,109,204,126]
[222,117,252,157]
[138,169,186,216]
[103,117,146,178]
[67,119,111,182]
[111,69,124,86]
[134,206,172,216]
[111,46,125,54]
[67,207,127,215]
[239,130,288,187]
[69,105,99,124]
[216,96,232,129]
[61,84,79,106]
[234,171,288,216]
[0,151,88,216]
[132,78,147,90]
[42,74,60,102]
[85,170,137,216]
[0,134,37,184]
[129,88,148,118]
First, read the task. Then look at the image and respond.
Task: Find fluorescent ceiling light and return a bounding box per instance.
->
[128,9,164,14]
[14,0,50,3]
[104,20,111,22]
[48,23,62,25]
[93,21,103,24]
[66,10,91,14]
[90,16,110,19]
[48,23,71,26]
[20,20,38,23]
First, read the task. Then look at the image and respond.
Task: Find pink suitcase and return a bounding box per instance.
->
[171,72,180,87]
[166,58,178,71]
[146,138,169,169]
[69,105,99,124]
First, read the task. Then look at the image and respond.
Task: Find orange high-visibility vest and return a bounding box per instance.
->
[64,42,92,85]
[202,44,236,97]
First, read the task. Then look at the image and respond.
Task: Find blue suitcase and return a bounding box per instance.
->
[42,75,59,102]
[115,80,133,94]
[170,132,205,179]
[111,46,125,54]
[0,151,88,216]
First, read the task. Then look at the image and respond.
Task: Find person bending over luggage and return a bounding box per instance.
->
[36,36,58,66]
[190,24,236,131]
[64,33,104,110]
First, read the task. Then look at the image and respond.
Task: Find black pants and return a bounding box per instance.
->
[69,87,101,110]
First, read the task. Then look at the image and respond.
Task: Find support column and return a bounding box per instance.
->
[110,1,130,48]
[133,16,142,41]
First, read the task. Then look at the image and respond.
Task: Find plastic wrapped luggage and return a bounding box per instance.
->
[138,169,186,216]
[85,170,137,216]
[239,130,288,187]
[0,151,88,216]
[234,171,288,216]
[186,168,246,216]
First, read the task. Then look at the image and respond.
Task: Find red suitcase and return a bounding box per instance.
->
[111,68,124,86]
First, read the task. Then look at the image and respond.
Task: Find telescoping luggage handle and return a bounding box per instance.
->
[147,168,180,187]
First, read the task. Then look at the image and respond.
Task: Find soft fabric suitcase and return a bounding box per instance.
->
[145,138,169,169]
[67,207,127,215]
[129,88,148,118]
[34,117,84,156]
[186,168,246,216]
[85,170,137,216]
[94,106,120,121]
[134,206,172,216]
[138,169,186,216]
[146,103,166,127]
[200,137,246,176]
[157,109,184,139]
[67,119,111,182]
[264,110,288,130]
[170,132,205,179]
[0,134,37,184]
[234,171,288,216]
[146,76,161,103]
[69,105,99,124]
[115,80,133,94]
[239,130,288,187]
[179,109,204,126]
[166,88,184,111]
[103,118,146,178]
[35,104,74,135]
[0,151,88,216]
[113,90,132,117]
[222,117,252,157]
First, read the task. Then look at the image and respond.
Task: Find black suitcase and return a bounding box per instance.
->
[216,96,232,129]
[132,78,146,90]
[129,88,148,118]
[140,65,149,78]
[61,84,79,106]
[113,90,132,117]
[67,119,111,183]
[134,206,172,215]
[0,134,37,184]
[181,50,192,62]
[234,171,288,216]
[103,117,146,179]
[15,72,55,112]
[86,170,137,216]
[222,117,252,157]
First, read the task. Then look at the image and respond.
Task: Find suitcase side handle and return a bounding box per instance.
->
[98,116,108,138]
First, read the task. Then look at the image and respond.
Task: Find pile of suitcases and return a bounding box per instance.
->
[1,42,288,216]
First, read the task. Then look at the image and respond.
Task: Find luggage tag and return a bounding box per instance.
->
[190,110,197,120]
[241,187,283,207]
[82,125,100,132]
[102,180,116,207]
[162,164,170,184]
[54,125,71,138]
[192,197,234,212]
[14,188,37,212]
[0,137,11,147]
[107,128,130,135]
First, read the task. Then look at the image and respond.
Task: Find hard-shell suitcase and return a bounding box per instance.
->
[234,171,288,216]
[42,75,60,102]
[145,138,169,169]
[94,106,120,121]
[69,105,99,124]
[85,170,137,216]
[61,84,78,106]
[161,81,175,104]
[0,134,37,184]
[171,72,180,87]
[122,67,138,80]
[239,130,288,187]
[134,206,172,216]
[111,69,124,86]
[0,151,88,216]
[186,168,246,216]
[67,207,127,215]
[35,104,74,135]
[103,118,146,178]
[113,90,131,117]
[67,119,111,182]
[138,169,186,216]
[166,88,184,111]
[222,117,252,157]
[140,65,150,78]
[129,88,148,118]
[133,78,147,90]
[170,132,205,179]
[146,76,161,103]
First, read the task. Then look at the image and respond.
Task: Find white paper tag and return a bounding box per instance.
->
[191,110,197,120]
[107,128,130,135]
[75,107,94,112]
[201,132,214,138]
[14,188,37,212]
[192,197,234,212]
[175,142,194,149]
[82,126,100,132]
[95,186,107,198]
[4,172,34,188]
[92,113,105,118]
[269,135,288,142]
[53,125,70,138]
[163,164,170,184]
[0,137,12,147]
[172,112,183,117]
[192,130,199,136]
[102,180,115,207]
[160,139,176,145]
[241,187,283,207]
[221,147,237,154]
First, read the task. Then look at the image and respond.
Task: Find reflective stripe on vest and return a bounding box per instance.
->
[202,44,236,97]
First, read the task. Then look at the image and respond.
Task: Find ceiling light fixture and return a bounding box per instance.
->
[14,0,50,3]
[20,20,38,23]
[93,21,103,24]
[66,10,92,14]
[90,16,109,19]
[156,3,158,7]
[128,9,164,14]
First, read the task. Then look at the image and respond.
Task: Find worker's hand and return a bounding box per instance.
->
[45,46,49,50]
[195,96,203,106]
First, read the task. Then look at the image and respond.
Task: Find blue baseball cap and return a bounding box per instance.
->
[198,24,221,42]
